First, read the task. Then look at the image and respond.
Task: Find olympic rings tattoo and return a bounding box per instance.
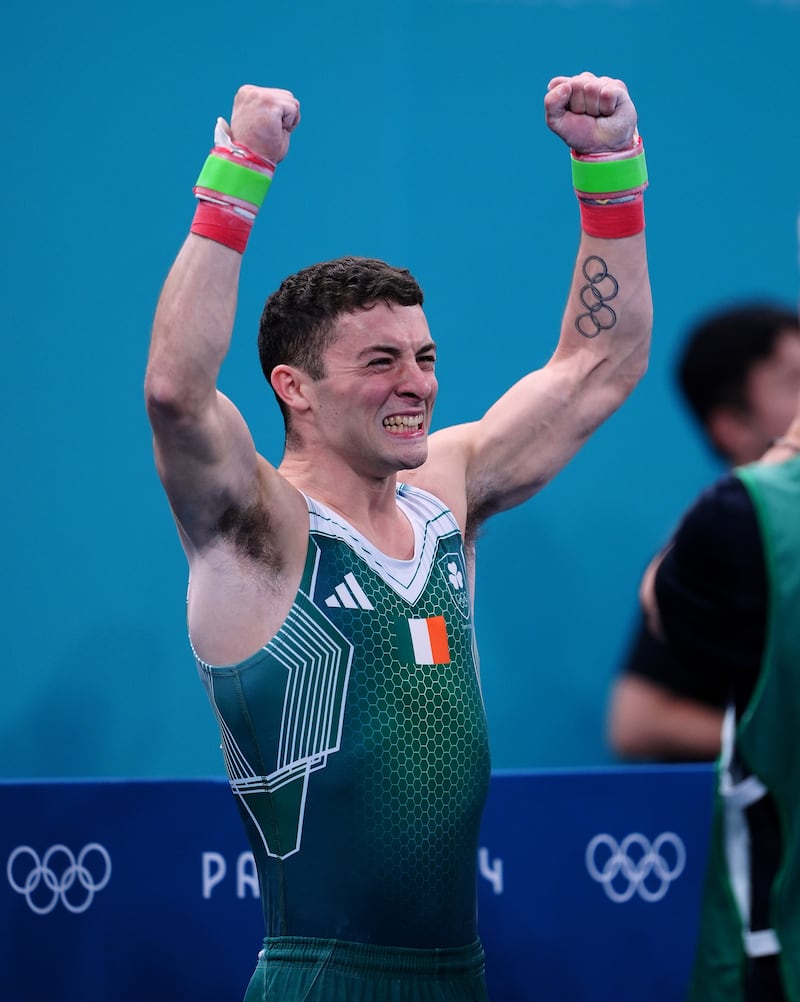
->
[575,255,619,339]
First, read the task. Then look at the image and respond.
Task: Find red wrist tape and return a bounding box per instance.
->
[190,201,253,254]
[578,198,645,239]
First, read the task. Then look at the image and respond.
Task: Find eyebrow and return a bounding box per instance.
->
[356,341,437,359]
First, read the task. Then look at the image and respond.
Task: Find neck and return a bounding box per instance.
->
[763,420,800,463]
[280,456,397,506]
[279,456,414,556]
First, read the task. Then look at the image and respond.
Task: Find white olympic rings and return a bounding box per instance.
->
[585,832,685,903]
[7,843,112,914]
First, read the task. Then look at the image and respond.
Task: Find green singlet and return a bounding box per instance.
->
[195,484,492,1000]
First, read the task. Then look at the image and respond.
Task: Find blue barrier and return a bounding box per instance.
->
[1,766,714,1001]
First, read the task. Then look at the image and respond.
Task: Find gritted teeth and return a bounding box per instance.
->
[383,414,424,429]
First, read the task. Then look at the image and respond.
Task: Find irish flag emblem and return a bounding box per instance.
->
[399,615,450,665]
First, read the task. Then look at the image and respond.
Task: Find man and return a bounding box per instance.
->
[608,303,800,762]
[145,74,651,1000]
[638,400,800,1001]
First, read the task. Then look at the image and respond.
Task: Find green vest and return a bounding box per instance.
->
[195,484,491,948]
[689,454,800,1001]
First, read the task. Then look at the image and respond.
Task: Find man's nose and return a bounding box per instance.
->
[397,362,435,399]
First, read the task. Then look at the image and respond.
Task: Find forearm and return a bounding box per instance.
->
[146,86,299,426]
[145,234,241,422]
[556,229,652,421]
[543,75,652,431]
[608,675,723,762]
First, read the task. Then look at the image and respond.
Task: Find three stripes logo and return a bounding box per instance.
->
[322,572,451,667]
[324,573,374,610]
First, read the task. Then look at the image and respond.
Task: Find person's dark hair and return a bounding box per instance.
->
[258,256,424,428]
[677,301,799,431]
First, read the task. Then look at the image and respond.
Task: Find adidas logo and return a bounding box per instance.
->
[324,573,374,610]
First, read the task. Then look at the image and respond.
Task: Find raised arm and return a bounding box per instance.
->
[425,73,652,529]
[144,86,300,553]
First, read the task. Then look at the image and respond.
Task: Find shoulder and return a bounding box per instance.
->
[656,472,765,638]
[669,474,757,568]
[397,482,461,530]
[397,481,449,510]
[400,433,471,532]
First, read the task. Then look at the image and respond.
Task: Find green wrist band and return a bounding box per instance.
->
[571,149,648,195]
[195,154,272,208]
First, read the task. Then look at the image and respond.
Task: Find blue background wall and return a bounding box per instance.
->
[4,0,800,778]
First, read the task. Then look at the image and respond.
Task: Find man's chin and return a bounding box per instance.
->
[396,451,428,475]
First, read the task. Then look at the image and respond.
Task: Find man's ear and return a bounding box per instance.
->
[270,364,312,413]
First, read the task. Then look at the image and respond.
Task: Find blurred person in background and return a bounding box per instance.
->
[635,387,800,1001]
[607,302,800,762]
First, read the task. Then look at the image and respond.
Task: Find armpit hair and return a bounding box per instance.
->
[215,501,284,573]
[465,480,498,544]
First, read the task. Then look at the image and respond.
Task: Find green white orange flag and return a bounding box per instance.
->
[398,614,451,665]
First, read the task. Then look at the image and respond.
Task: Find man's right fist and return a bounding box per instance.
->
[228,85,301,165]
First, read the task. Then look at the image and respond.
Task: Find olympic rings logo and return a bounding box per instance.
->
[585,832,685,903]
[7,844,112,914]
[575,255,619,338]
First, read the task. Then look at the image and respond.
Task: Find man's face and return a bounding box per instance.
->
[738,328,800,463]
[309,302,438,477]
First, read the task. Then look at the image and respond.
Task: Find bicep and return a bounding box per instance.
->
[459,359,603,522]
[412,362,602,529]
[150,390,262,549]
